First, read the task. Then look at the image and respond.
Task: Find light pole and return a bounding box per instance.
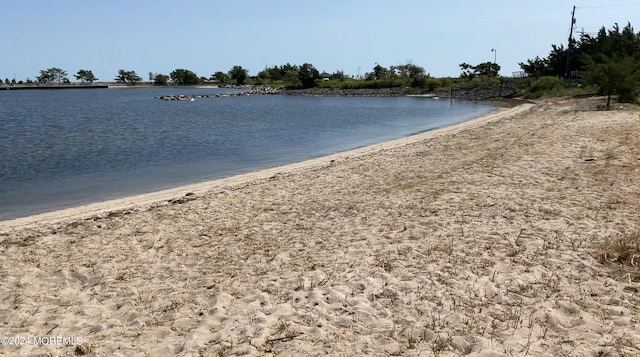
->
[491,48,497,64]
[358,67,361,79]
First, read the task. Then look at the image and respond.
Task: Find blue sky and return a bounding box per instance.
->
[2,0,640,82]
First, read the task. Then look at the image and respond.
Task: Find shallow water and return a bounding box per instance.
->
[0,88,494,219]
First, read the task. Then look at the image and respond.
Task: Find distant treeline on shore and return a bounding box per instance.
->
[5,21,640,107]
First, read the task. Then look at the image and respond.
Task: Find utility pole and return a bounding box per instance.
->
[564,5,576,80]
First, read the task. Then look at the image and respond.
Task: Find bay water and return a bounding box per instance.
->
[0,87,494,220]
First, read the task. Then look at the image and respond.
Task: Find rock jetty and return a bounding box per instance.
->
[158,85,279,101]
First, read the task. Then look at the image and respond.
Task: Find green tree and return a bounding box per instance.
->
[584,55,639,109]
[210,71,229,85]
[459,63,475,79]
[74,69,97,83]
[256,63,309,87]
[257,63,299,83]
[298,63,320,88]
[394,63,426,79]
[395,62,428,87]
[520,22,640,80]
[518,56,551,77]
[459,62,500,78]
[115,69,142,85]
[331,70,346,81]
[152,73,170,86]
[228,65,248,85]
[474,62,500,77]
[520,44,574,78]
[256,68,271,82]
[36,67,68,83]
[170,68,199,85]
[582,23,639,58]
[372,63,390,80]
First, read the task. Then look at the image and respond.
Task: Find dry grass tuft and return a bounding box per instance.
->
[74,342,94,355]
[593,231,640,280]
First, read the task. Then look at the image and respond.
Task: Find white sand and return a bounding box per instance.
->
[0,97,638,356]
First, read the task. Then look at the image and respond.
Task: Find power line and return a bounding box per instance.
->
[577,2,640,9]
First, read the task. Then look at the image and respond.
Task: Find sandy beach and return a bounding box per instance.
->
[1,97,639,356]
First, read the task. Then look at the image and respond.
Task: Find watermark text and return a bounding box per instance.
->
[1,335,83,346]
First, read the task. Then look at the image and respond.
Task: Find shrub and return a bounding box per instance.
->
[424,78,442,91]
[529,76,565,93]
[593,231,640,281]
[317,79,407,90]
[521,76,594,99]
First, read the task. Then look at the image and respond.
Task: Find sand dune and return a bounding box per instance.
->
[0,97,639,356]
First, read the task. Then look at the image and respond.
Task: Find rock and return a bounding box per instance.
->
[159,85,280,100]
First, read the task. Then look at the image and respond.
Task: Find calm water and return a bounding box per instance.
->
[0,88,494,220]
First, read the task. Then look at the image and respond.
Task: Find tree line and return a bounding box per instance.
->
[6,62,442,89]
[2,66,253,87]
[3,68,100,85]
[5,21,639,107]
[519,22,640,108]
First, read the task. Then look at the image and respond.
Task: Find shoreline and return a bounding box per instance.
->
[1,96,638,356]
[0,104,530,231]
